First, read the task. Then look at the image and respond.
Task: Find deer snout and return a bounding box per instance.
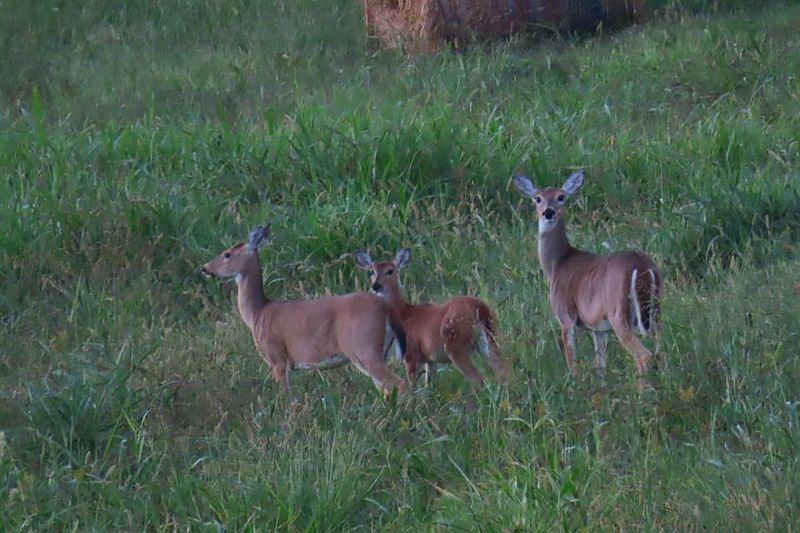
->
[543,208,556,220]
[199,265,213,278]
[372,282,383,293]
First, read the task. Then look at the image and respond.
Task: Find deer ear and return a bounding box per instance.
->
[247,224,270,251]
[394,248,411,270]
[513,175,538,198]
[561,170,585,197]
[353,251,374,270]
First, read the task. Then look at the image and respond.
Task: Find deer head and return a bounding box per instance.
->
[513,170,584,234]
[353,248,411,296]
[200,224,270,279]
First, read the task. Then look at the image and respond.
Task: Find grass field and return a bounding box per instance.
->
[2,0,799,529]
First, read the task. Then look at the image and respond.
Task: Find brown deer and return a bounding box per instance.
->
[200,224,406,399]
[513,170,662,390]
[353,248,510,387]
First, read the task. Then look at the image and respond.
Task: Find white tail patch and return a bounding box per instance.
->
[648,268,657,334]
[629,268,648,336]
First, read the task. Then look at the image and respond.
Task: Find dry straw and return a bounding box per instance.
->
[363,0,645,53]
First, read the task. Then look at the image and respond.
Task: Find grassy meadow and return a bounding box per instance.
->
[2,0,800,529]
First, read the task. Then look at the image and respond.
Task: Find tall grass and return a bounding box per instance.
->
[1,0,799,529]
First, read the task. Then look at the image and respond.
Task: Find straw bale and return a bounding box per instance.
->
[363,0,645,53]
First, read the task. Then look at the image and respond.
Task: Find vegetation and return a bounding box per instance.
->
[1,0,799,529]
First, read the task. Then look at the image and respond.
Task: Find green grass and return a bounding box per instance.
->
[2,0,800,529]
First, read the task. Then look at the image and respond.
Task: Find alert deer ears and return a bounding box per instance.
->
[394,248,411,270]
[513,175,539,199]
[561,170,585,197]
[353,251,374,270]
[247,224,271,252]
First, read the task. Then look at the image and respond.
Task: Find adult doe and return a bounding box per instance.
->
[354,248,510,387]
[513,170,662,389]
[201,224,406,398]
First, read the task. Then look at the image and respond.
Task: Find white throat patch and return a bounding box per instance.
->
[539,218,558,234]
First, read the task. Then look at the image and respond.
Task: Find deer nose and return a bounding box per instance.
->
[372,282,383,292]
[199,266,212,278]
[543,208,556,220]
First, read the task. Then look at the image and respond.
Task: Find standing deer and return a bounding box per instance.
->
[353,248,510,387]
[513,170,662,390]
[200,224,406,399]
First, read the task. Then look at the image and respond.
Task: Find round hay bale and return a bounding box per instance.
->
[363,0,645,53]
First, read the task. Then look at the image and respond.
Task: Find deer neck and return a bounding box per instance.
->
[537,218,573,282]
[382,283,409,316]
[235,255,268,331]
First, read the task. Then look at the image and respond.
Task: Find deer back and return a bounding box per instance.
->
[253,292,390,364]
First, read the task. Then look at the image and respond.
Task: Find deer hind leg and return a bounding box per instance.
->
[591,331,609,385]
[560,324,578,374]
[478,326,510,381]
[349,351,406,399]
[610,318,653,391]
[443,336,484,386]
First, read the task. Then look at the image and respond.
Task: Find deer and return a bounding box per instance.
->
[200,224,407,399]
[513,170,662,391]
[353,248,510,388]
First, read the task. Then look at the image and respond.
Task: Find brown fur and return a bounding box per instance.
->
[514,172,662,390]
[355,250,510,387]
[201,226,406,399]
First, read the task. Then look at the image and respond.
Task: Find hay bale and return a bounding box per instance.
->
[363,0,645,53]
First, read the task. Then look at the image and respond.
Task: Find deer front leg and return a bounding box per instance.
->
[403,347,423,388]
[271,363,290,391]
[560,324,577,374]
[424,362,436,387]
[259,344,290,390]
[405,359,420,387]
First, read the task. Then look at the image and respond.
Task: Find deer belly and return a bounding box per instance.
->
[293,354,349,370]
[584,319,612,332]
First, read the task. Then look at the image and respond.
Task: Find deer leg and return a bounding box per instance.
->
[424,362,436,387]
[479,327,510,381]
[591,331,609,384]
[271,363,289,391]
[611,320,653,391]
[402,346,423,389]
[405,358,420,388]
[350,351,406,399]
[444,339,484,386]
[560,324,578,374]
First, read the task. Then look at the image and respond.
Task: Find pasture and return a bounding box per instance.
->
[1,0,799,529]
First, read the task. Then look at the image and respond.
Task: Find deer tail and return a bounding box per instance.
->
[630,267,659,336]
[476,302,510,379]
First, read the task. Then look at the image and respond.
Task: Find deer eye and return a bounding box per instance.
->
[534,197,542,204]
[223,252,231,259]
[557,194,565,202]
[387,269,394,275]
